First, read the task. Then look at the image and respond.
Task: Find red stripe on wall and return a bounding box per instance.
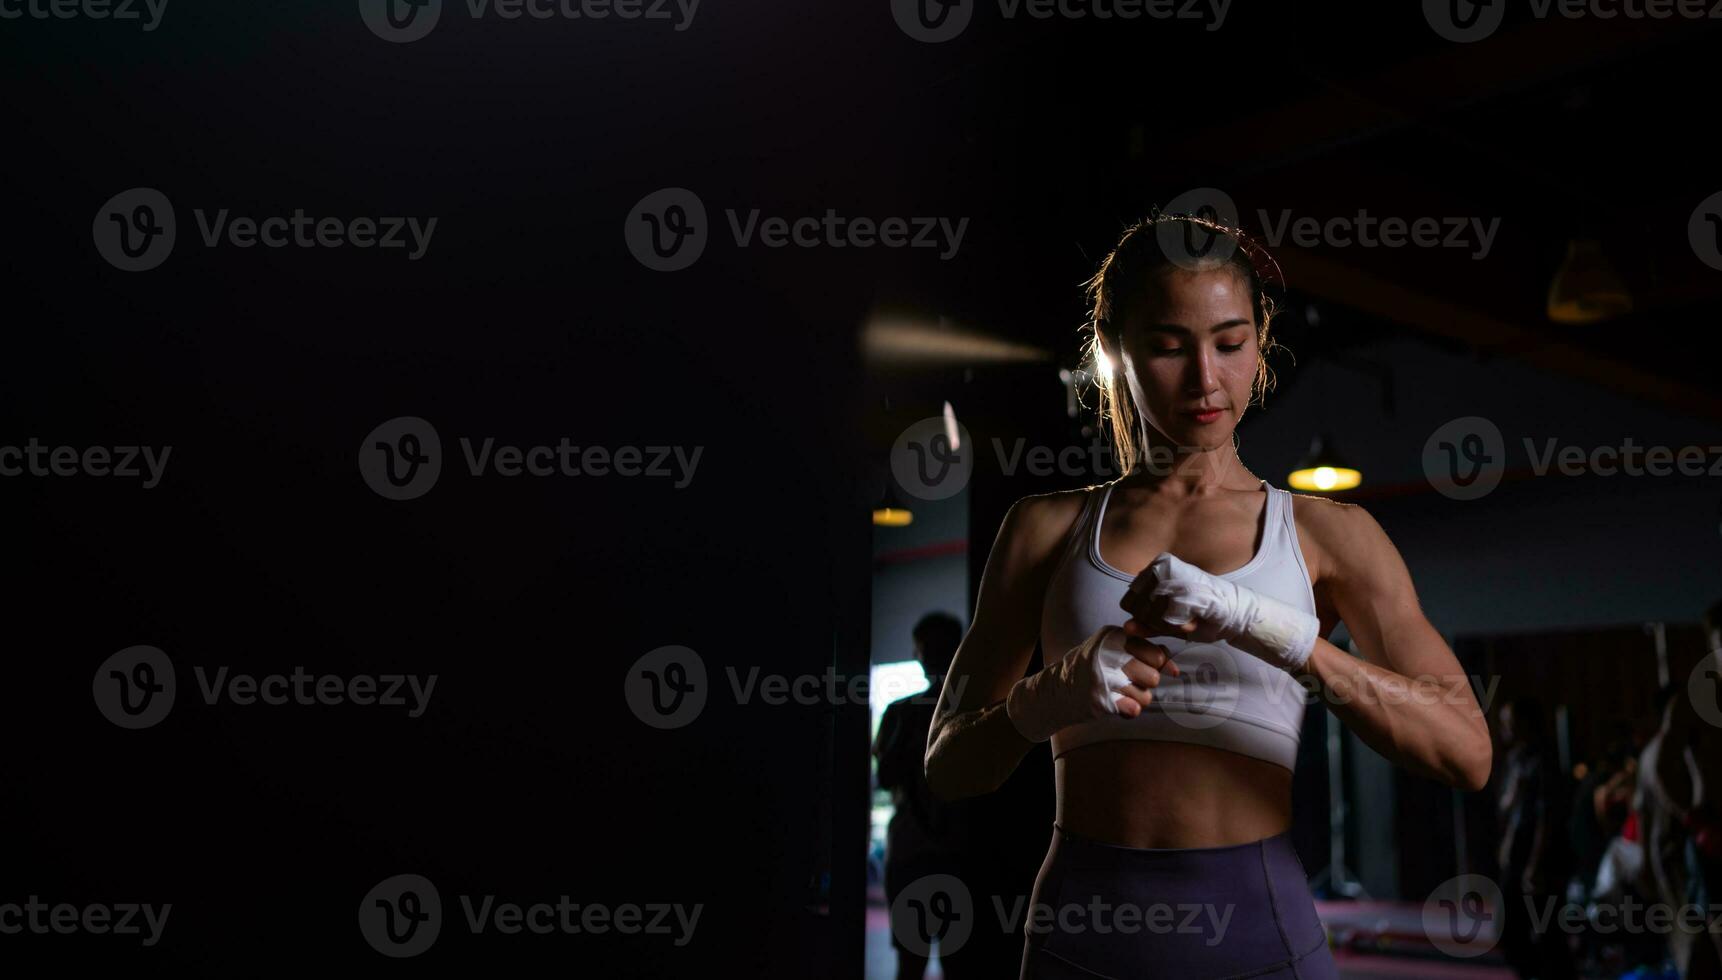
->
[874,539,968,566]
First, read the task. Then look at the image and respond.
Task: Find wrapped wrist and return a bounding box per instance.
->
[1232,594,1319,672]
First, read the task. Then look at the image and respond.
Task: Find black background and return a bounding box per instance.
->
[6,0,1721,975]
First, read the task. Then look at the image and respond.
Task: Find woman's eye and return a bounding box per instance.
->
[1152,346,1183,356]
[1219,343,1246,353]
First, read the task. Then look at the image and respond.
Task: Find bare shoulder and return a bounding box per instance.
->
[989,484,1097,569]
[1003,484,1090,543]
[1284,490,1393,583]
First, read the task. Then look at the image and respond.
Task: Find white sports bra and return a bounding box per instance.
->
[1039,479,1318,771]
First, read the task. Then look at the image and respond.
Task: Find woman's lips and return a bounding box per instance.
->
[1185,408,1224,424]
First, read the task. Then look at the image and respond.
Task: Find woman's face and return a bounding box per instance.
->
[1110,266,1260,457]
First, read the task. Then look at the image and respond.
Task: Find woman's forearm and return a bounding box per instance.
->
[925,700,1036,801]
[1298,637,1492,792]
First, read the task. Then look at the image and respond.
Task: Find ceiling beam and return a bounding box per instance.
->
[1275,246,1722,422]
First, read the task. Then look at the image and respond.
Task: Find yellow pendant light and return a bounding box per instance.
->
[1287,434,1362,493]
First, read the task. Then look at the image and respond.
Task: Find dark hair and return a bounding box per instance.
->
[1081,211,1285,478]
[912,612,963,677]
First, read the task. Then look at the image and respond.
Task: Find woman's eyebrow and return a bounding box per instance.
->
[1143,318,1252,335]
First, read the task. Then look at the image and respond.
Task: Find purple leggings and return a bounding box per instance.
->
[1019,824,1339,979]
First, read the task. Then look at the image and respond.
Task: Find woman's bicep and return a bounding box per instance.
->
[1318,502,1457,679]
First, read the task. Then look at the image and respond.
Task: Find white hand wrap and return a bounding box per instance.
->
[1138,552,1319,674]
[1004,626,1135,743]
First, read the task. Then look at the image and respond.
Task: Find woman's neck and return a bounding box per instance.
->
[1123,431,1257,496]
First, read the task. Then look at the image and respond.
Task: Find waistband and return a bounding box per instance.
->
[1052,821,1296,858]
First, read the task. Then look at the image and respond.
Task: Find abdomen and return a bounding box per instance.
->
[1054,739,1294,849]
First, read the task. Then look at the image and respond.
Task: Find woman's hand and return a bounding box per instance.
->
[1119,552,1319,674]
[1003,625,1181,743]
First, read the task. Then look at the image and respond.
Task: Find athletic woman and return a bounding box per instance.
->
[924,214,1494,979]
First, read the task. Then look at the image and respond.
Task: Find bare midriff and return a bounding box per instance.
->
[1056,739,1293,848]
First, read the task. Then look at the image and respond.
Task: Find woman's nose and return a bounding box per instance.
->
[1185,346,1217,393]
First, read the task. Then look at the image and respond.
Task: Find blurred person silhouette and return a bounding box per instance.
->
[874,612,974,980]
[1496,695,1577,979]
[1641,602,1722,980]
[1571,735,1640,898]
[1570,735,1651,974]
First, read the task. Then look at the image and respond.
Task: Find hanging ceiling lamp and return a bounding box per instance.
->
[1287,434,1362,493]
[1547,239,1633,324]
[872,479,913,527]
